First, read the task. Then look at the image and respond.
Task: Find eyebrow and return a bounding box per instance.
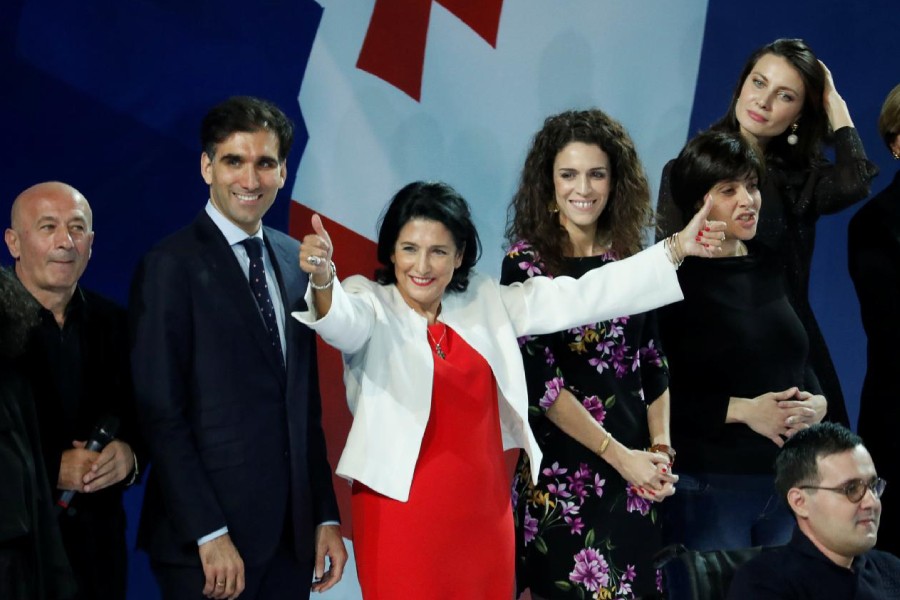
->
[752,71,801,96]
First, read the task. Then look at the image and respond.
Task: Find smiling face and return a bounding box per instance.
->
[5,182,94,304]
[552,142,611,244]
[793,446,881,567]
[705,173,762,254]
[201,129,286,235]
[734,53,806,146]
[391,218,462,320]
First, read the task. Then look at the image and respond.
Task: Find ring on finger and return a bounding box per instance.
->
[216,581,226,587]
[307,255,321,266]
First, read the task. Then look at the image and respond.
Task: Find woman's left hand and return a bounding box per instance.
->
[819,60,853,130]
[676,196,727,258]
[633,460,677,503]
[782,391,827,437]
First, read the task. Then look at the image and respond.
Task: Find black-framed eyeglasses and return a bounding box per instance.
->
[798,477,887,503]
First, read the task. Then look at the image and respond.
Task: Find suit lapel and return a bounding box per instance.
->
[264,228,308,380]
[194,214,287,386]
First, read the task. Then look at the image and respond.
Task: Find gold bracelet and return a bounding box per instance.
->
[597,431,612,456]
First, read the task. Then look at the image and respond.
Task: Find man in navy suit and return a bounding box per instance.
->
[130,96,345,599]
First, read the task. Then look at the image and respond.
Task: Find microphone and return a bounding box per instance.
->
[57,415,120,510]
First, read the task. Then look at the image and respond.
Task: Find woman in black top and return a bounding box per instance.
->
[657,39,878,427]
[658,131,827,551]
[503,109,679,599]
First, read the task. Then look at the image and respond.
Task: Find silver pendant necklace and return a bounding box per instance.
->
[428,323,447,359]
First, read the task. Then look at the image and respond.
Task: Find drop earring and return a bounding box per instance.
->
[548,204,559,214]
[786,122,799,146]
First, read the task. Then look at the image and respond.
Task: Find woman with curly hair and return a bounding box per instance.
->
[503,109,676,600]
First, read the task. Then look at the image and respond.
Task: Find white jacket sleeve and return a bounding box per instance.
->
[291,275,376,355]
[499,241,682,337]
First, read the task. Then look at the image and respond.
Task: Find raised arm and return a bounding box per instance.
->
[299,213,336,317]
[501,198,726,338]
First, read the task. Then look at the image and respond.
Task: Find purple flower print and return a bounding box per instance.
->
[588,355,609,374]
[565,515,585,535]
[540,377,565,410]
[618,580,633,597]
[595,338,615,354]
[546,481,571,499]
[507,240,529,254]
[623,564,636,582]
[581,395,606,423]
[518,259,542,277]
[523,511,538,545]
[640,340,663,367]
[625,485,651,516]
[516,334,535,348]
[656,569,664,593]
[542,462,567,478]
[558,501,580,517]
[593,474,606,498]
[569,548,610,592]
[543,346,555,365]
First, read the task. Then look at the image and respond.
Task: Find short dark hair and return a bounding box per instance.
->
[200,96,294,162]
[669,130,764,223]
[375,181,481,293]
[0,267,39,359]
[775,422,864,500]
[712,38,827,168]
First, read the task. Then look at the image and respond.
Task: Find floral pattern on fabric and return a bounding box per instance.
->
[503,241,669,599]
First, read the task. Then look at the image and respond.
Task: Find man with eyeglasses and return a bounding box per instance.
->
[728,422,900,598]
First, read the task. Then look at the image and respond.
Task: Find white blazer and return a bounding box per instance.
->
[293,241,682,501]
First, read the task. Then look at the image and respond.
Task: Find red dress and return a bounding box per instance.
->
[352,323,514,599]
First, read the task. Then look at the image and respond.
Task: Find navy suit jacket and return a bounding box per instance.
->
[129,211,339,567]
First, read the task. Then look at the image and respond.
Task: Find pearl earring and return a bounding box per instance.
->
[786,122,799,146]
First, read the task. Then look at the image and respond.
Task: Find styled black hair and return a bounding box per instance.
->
[200,96,294,162]
[712,38,827,168]
[670,130,764,223]
[375,181,481,293]
[774,422,864,500]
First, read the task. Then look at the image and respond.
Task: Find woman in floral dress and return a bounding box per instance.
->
[503,109,677,600]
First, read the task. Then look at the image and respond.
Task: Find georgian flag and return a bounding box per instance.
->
[292,3,708,598]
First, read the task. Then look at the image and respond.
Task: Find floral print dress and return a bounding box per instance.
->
[502,241,668,599]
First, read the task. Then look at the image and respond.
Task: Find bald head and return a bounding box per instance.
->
[11,181,93,231]
[5,181,95,318]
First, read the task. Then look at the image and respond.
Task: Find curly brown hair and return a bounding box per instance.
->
[504,109,652,276]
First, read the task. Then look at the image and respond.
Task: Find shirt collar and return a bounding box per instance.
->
[205,200,264,246]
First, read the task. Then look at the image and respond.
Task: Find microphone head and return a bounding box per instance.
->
[91,415,120,446]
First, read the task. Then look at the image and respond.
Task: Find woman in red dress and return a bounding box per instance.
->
[294,181,723,598]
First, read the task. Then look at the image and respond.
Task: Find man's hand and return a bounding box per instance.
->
[83,439,135,492]
[311,524,347,593]
[57,442,98,491]
[199,534,245,599]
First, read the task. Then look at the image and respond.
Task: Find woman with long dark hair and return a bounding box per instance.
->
[504,109,674,599]
[657,38,878,426]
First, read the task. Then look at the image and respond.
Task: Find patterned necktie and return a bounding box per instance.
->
[241,237,284,365]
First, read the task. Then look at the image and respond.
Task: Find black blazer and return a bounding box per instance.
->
[129,211,339,567]
[848,170,900,556]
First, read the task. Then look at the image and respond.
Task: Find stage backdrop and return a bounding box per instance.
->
[3,1,898,598]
